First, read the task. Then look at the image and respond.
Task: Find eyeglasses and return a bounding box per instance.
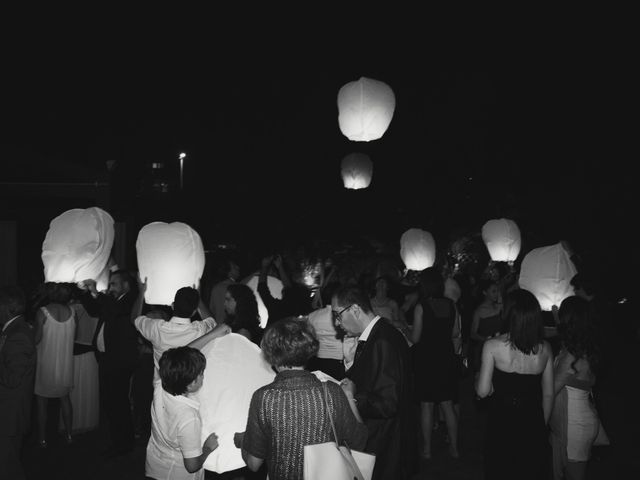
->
[332,304,353,325]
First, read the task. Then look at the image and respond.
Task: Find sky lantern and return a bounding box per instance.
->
[481,218,521,263]
[518,243,577,311]
[337,76,396,142]
[42,207,114,291]
[136,221,205,306]
[243,274,284,329]
[400,228,436,271]
[341,152,373,189]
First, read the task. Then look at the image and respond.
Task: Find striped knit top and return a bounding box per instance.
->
[243,369,368,480]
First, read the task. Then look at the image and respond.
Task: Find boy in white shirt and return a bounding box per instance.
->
[145,346,218,480]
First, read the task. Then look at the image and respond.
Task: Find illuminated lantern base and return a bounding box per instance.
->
[518,243,577,311]
[341,153,373,189]
[400,228,436,271]
[482,218,522,262]
[136,222,205,306]
[41,207,114,290]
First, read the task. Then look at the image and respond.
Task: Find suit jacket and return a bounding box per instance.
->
[0,316,36,437]
[81,291,138,371]
[347,318,416,480]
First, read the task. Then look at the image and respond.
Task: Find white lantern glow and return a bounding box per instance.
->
[481,218,521,262]
[400,229,436,271]
[337,76,396,142]
[243,274,284,329]
[136,222,205,306]
[198,334,275,473]
[341,153,373,189]
[518,243,577,311]
[42,207,114,291]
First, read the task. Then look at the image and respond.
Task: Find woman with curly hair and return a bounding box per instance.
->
[224,284,263,345]
[237,317,367,480]
[549,295,604,480]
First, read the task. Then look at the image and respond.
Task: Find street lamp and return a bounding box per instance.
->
[179,152,187,190]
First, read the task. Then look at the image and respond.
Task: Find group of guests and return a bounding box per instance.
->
[0,248,610,480]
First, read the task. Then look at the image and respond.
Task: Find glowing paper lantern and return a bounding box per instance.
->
[518,243,577,311]
[243,274,284,329]
[400,229,436,271]
[482,218,521,262]
[136,222,205,306]
[337,76,396,142]
[341,153,373,189]
[42,207,114,291]
[198,333,275,473]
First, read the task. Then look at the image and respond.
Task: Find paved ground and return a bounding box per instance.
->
[22,372,639,480]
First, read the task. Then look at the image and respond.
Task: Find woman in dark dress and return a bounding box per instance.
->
[224,283,263,346]
[476,289,554,480]
[411,267,460,459]
[470,279,504,373]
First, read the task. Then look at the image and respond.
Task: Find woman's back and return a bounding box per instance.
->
[35,304,76,397]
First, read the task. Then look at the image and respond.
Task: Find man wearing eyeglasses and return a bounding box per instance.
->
[331,285,417,480]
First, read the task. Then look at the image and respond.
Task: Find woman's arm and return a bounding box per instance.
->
[552,350,573,397]
[34,308,45,345]
[541,343,555,424]
[410,304,423,345]
[475,340,495,398]
[183,432,219,473]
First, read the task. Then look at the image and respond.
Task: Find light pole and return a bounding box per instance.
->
[179,152,186,190]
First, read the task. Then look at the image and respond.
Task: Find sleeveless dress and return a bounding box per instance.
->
[485,369,549,480]
[35,306,76,398]
[412,298,457,402]
[549,356,600,478]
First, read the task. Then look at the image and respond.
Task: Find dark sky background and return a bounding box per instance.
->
[2,29,634,291]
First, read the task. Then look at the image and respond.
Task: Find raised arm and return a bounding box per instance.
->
[131,275,147,323]
[410,303,424,345]
[186,323,231,350]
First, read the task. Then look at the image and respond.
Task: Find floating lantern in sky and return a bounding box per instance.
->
[481,218,521,262]
[42,207,114,291]
[400,228,436,271]
[243,274,284,329]
[518,243,577,311]
[337,76,396,142]
[136,221,205,306]
[341,153,373,189]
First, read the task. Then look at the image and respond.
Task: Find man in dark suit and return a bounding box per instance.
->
[332,284,418,480]
[80,270,138,458]
[0,286,36,480]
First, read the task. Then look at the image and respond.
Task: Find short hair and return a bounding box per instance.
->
[504,289,544,355]
[159,346,206,396]
[418,267,445,300]
[260,317,319,368]
[332,285,373,314]
[173,287,200,318]
[0,285,26,317]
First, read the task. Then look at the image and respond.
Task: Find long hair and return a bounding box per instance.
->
[558,295,600,373]
[504,289,544,355]
[417,267,445,301]
[227,283,260,330]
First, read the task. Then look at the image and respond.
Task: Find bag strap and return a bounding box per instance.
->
[322,382,365,480]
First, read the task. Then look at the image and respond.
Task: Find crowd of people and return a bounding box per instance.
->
[0,239,633,480]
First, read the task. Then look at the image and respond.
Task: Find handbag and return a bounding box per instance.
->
[303,382,376,480]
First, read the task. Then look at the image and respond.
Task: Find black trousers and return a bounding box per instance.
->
[99,364,135,450]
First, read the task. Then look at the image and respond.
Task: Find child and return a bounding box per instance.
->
[145,346,218,480]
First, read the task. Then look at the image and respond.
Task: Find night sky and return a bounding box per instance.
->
[2,29,633,291]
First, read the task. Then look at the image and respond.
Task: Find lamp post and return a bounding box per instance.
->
[179,152,186,190]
